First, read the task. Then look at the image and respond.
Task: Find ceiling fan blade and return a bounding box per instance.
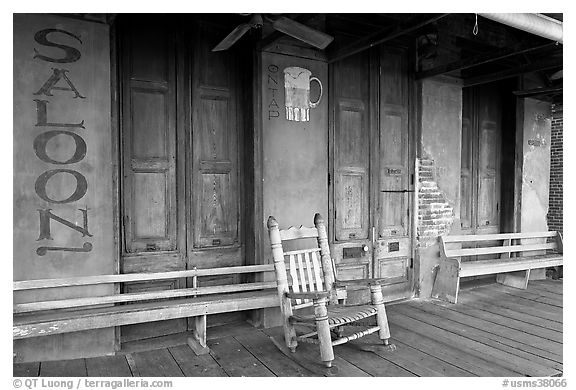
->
[272,16,334,50]
[212,23,252,52]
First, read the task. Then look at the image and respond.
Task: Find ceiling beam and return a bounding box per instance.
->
[416,42,557,80]
[463,58,562,87]
[513,86,562,98]
[327,14,450,64]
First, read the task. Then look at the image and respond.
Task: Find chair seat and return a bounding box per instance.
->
[292,304,377,326]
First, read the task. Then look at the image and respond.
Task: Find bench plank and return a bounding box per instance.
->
[14,291,279,339]
[15,281,277,313]
[447,243,557,258]
[443,231,557,242]
[14,264,275,291]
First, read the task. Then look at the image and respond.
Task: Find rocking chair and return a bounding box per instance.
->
[267,213,391,368]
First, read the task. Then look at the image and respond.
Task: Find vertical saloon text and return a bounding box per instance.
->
[32,28,93,256]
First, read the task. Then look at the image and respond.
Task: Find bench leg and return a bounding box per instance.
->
[187,315,210,356]
[497,270,530,289]
[431,260,460,304]
[529,268,546,280]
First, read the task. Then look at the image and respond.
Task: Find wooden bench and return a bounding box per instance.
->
[432,231,563,304]
[13,265,278,355]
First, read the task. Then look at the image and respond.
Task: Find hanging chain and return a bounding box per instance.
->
[473,14,479,36]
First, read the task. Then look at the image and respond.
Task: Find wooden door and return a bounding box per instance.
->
[460,85,502,264]
[119,17,187,342]
[460,85,502,236]
[330,47,413,303]
[331,51,373,288]
[118,18,247,341]
[374,47,413,301]
[188,21,244,326]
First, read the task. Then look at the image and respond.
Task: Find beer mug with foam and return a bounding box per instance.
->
[283,66,323,122]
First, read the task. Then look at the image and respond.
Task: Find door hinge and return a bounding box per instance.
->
[410,257,414,269]
[328,172,331,186]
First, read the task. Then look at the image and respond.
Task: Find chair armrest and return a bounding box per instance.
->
[286,291,330,300]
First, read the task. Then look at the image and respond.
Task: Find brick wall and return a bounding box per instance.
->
[417,157,454,246]
[548,103,563,235]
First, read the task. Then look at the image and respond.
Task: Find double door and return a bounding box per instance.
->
[118,16,247,342]
[330,46,414,303]
[460,84,502,236]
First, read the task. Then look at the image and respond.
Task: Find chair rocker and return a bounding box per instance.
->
[267,213,392,368]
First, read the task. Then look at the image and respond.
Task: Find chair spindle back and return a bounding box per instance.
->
[268,214,336,310]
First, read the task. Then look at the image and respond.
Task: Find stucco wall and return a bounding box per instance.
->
[416,77,462,297]
[13,14,115,362]
[520,98,552,232]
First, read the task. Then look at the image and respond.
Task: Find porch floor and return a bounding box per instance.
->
[14,279,562,377]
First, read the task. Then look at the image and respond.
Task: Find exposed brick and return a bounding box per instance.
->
[417,157,454,246]
[548,102,563,235]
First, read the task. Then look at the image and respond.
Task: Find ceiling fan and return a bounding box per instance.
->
[212,14,334,52]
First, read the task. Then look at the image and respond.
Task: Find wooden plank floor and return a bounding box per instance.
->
[14,279,562,377]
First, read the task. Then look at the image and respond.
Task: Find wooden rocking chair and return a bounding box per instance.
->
[267,213,391,368]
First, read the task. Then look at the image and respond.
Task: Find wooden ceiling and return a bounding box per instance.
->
[104,13,564,93]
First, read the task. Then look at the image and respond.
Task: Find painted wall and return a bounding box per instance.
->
[13,14,115,361]
[416,77,462,297]
[261,51,328,240]
[520,98,552,232]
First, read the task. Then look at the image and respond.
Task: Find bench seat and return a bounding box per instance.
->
[14,289,278,340]
[432,231,563,304]
[460,254,563,277]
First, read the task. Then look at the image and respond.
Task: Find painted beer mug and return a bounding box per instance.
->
[283,66,323,122]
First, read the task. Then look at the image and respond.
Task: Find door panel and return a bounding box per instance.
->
[335,101,369,241]
[120,17,186,341]
[477,120,500,231]
[379,110,409,237]
[189,22,244,326]
[195,92,238,248]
